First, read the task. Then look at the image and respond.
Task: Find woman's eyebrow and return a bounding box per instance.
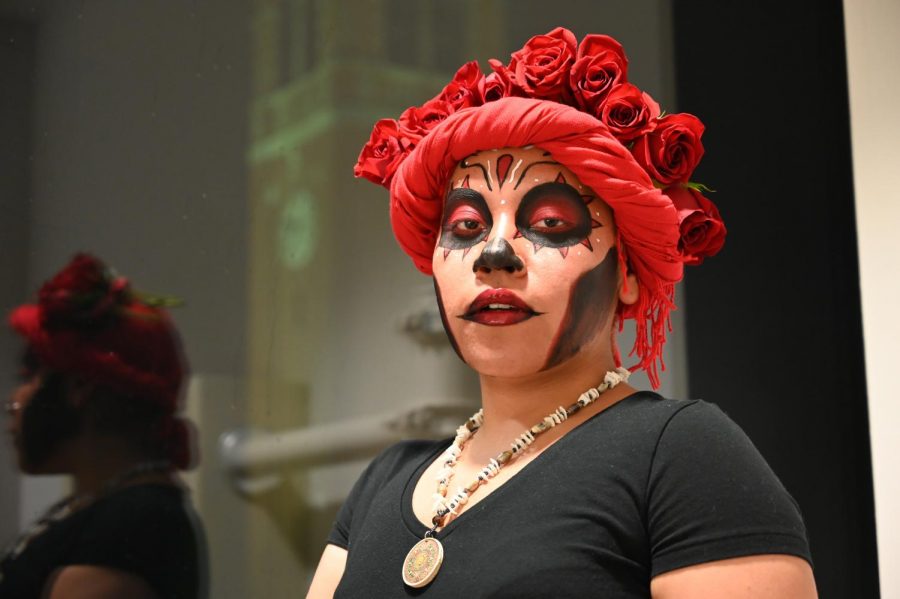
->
[514,160,561,190]
[445,186,487,208]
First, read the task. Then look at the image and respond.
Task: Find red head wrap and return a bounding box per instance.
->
[355,28,726,387]
[8,253,195,469]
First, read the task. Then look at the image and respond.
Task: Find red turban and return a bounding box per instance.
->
[9,253,195,469]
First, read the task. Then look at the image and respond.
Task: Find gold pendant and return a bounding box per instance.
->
[402,536,444,588]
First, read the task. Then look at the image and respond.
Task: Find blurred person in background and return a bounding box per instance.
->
[1,253,207,599]
[308,27,816,598]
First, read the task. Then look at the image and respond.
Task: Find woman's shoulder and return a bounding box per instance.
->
[68,484,204,597]
[81,483,200,545]
[359,438,448,485]
[571,391,755,462]
[602,390,737,433]
[585,390,702,434]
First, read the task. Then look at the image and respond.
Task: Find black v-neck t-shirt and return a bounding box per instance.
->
[327,393,811,598]
[0,484,206,599]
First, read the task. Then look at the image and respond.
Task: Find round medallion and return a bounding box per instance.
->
[402,536,444,588]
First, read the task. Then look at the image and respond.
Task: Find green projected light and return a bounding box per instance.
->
[278,190,317,270]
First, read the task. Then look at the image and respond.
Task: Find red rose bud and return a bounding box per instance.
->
[508,26,577,103]
[354,118,415,188]
[631,113,705,185]
[599,84,660,142]
[483,60,526,102]
[398,98,454,137]
[480,72,506,103]
[664,185,726,265]
[438,61,485,111]
[570,34,629,112]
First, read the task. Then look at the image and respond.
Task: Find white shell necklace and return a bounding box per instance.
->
[401,367,631,588]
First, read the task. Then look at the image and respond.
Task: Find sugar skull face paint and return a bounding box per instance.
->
[432,146,627,377]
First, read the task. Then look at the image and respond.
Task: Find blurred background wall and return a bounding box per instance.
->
[0,0,253,595]
[0,0,894,597]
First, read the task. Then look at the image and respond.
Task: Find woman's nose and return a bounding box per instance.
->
[473,237,524,273]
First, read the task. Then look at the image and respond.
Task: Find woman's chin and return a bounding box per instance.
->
[452,318,559,377]
[459,345,550,378]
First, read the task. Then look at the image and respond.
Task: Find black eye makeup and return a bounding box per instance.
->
[438,188,493,250]
[514,182,594,249]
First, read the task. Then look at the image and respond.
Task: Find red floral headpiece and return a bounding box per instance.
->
[8,253,195,469]
[354,28,726,387]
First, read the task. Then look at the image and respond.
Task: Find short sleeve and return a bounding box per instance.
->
[326,441,431,550]
[647,401,811,577]
[70,486,203,599]
[327,460,375,550]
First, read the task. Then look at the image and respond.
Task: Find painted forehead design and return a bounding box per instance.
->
[458,150,561,191]
[441,161,604,259]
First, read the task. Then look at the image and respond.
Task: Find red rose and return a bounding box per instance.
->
[398,98,454,137]
[507,26,577,102]
[570,34,628,112]
[599,84,660,142]
[631,113,705,185]
[438,61,484,111]
[354,118,415,188]
[664,185,726,265]
[38,253,130,327]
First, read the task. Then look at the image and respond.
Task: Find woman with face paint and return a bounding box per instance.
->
[1,254,206,599]
[309,28,816,599]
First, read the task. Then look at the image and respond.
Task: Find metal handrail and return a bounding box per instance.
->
[218,400,474,496]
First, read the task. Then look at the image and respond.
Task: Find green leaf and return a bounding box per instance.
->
[134,290,185,308]
[686,181,716,193]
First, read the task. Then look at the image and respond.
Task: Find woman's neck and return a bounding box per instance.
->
[67,437,163,496]
[469,348,635,462]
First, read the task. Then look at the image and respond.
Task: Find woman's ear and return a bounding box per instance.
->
[618,271,639,306]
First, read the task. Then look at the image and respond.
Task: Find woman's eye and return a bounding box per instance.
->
[452,220,484,236]
[530,217,570,232]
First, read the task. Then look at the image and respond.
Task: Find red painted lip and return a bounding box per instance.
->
[461,289,542,326]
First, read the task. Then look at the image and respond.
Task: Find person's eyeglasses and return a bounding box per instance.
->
[4,401,21,415]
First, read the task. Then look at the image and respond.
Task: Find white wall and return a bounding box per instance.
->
[843,1,900,596]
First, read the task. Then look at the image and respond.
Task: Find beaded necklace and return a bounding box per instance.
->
[401,367,631,588]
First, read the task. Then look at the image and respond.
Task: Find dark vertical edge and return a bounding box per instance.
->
[671,1,879,597]
[0,15,37,547]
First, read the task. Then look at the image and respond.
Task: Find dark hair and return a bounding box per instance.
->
[19,371,80,469]
[81,386,172,460]
[18,349,175,468]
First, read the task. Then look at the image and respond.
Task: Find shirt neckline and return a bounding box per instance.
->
[399,390,658,540]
